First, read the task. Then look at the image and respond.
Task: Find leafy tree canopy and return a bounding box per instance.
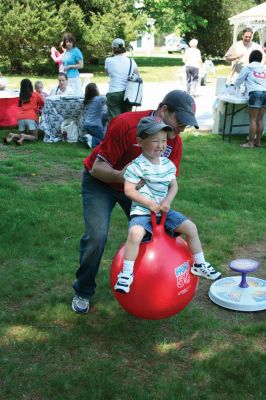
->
[0,0,147,72]
[0,0,265,72]
[142,0,264,57]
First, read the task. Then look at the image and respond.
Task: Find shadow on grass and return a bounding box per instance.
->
[1,294,265,400]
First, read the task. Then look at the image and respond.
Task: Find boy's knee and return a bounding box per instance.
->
[189,220,198,234]
[128,226,145,244]
[181,219,198,235]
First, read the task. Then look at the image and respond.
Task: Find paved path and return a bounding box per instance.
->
[98,80,216,131]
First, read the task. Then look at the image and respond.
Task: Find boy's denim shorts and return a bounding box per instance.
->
[129,210,188,242]
[248,91,266,108]
[18,119,38,132]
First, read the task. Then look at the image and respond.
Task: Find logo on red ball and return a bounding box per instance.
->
[175,261,190,288]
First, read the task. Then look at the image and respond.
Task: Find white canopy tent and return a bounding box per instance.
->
[229,2,266,45]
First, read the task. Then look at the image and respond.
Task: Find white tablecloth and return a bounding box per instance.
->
[0,89,20,98]
[40,96,86,143]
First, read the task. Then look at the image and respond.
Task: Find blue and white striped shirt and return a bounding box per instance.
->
[124,154,176,216]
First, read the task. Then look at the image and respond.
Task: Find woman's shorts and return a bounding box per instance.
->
[248,91,266,108]
[128,210,188,242]
[18,119,38,132]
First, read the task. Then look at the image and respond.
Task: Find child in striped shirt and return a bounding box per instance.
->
[114,116,221,293]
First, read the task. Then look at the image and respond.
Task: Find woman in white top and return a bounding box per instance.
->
[105,38,139,119]
[183,39,202,96]
[49,73,74,96]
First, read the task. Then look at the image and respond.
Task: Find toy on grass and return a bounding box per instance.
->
[110,212,199,320]
[209,258,266,311]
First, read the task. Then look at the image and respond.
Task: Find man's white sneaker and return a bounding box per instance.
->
[114,272,134,294]
[191,262,221,280]
[72,295,90,314]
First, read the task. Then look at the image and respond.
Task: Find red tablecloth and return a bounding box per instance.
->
[0,97,20,127]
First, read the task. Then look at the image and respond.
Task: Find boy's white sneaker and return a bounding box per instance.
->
[114,272,134,294]
[191,262,221,280]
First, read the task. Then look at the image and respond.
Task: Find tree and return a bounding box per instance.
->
[0,0,66,72]
[84,0,147,58]
[186,0,258,58]
[142,0,261,58]
[142,0,208,36]
[0,0,147,73]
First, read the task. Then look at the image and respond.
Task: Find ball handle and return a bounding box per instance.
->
[150,211,167,240]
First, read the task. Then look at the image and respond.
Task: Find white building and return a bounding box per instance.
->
[130,32,154,53]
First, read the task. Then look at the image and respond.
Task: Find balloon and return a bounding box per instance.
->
[110,212,199,319]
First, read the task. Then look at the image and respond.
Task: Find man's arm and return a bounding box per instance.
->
[224,43,243,62]
[91,158,126,184]
[225,53,243,62]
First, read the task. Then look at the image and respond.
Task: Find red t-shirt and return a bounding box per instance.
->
[83,110,183,191]
[18,92,44,122]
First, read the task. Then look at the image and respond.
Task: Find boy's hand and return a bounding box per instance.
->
[160,199,171,213]
[149,202,161,213]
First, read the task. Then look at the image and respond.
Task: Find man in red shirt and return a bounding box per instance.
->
[72,90,199,313]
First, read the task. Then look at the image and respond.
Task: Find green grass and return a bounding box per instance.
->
[0,129,265,400]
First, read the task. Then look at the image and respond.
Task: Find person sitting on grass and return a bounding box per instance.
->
[114,116,221,294]
[3,78,44,146]
[235,49,266,148]
[34,80,48,116]
[82,82,107,148]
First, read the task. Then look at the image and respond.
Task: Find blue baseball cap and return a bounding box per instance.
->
[137,116,172,138]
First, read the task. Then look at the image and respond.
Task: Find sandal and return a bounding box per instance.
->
[240,143,254,148]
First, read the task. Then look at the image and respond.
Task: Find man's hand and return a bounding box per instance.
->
[136,179,145,190]
[236,53,244,60]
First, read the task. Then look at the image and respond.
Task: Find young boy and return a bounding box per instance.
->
[114,116,221,294]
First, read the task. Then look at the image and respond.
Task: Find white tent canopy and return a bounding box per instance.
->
[229,2,266,45]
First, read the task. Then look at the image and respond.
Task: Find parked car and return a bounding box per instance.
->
[166,37,188,54]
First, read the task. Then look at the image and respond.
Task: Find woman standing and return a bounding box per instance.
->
[183,39,202,96]
[62,33,83,96]
[235,49,266,148]
[105,38,139,119]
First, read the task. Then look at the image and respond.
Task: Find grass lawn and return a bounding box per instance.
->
[0,128,265,400]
